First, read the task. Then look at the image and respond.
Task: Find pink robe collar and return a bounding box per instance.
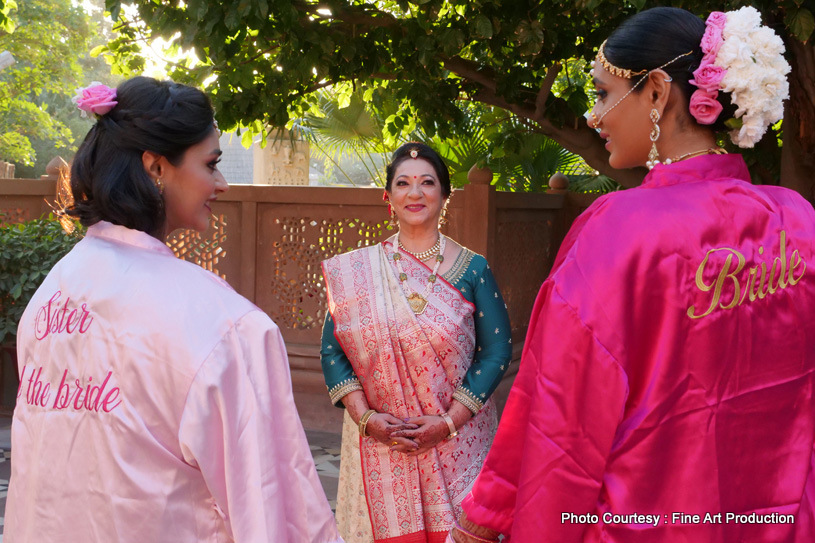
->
[642,153,750,189]
[86,221,174,257]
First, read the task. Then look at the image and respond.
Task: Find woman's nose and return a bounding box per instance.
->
[215,171,229,193]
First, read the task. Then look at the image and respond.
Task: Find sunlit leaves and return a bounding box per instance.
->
[99,0,813,190]
[0,0,16,33]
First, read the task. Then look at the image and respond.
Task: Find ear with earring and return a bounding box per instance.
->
[439,196,450,227]
[382,190,397,227]
[646,108,661,170]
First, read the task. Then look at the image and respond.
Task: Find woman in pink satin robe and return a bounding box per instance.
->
[452,7,815,543]
[5,77,342,543]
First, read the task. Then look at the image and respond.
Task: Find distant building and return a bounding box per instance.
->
[219,131,310,186]
[218,133,254,184]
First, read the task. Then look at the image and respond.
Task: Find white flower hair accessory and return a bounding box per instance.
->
[71,82,118,118]
[709,6,790,148]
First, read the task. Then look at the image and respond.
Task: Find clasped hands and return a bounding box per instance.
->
[366,412,451,456]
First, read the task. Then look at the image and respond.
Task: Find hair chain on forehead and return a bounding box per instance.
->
[591,40,648,79]
[590,46,694,128]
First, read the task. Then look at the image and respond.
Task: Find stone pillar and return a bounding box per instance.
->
[253,132,310,185]
[0,160,14,178]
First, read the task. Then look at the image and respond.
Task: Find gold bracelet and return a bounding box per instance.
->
[440,412,458,439]
[451,519,500,543]
[358,409,377,437]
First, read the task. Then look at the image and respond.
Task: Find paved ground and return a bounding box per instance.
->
[0,416,11,542]
[0,416,342,540]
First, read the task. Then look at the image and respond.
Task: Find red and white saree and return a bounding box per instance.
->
[323,241,497,543]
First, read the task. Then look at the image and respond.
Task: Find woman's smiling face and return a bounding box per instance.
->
[387,158,446,229]
[161,128,228,234]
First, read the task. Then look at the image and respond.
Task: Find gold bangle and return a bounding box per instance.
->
[451,519,500,543]
[440,412,458,439]
[358,409,377,437]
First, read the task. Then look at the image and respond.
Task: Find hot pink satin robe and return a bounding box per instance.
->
[6,221,342,543]
[462,154,815,542]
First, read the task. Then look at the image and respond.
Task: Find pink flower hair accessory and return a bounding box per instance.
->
[689,12,727,125]
[690,64,726,94]
[687,7,789,146]
[72,82,118,118]
[689,90,723,125]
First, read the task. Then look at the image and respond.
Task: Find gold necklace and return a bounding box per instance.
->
[398,235,441,261]
[393,234,446,315]
[664,147,726,165]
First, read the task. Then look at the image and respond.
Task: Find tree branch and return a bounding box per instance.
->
[533,62,561,121]
[295,79,336,97]
[369,72,399,80]
[241,46,280,66]
[442,56,498,92]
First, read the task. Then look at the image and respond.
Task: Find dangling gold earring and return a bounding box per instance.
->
[385,202,398,228]
[155,178,164,195]
[646,108,661,170]
[439,197,450,227]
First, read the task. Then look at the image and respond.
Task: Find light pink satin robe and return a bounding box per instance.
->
[6,221,342,543]
[462,154,815,542]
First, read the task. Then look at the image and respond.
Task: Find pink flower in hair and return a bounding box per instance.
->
[689,89,723,125]
[72,82,118,118]
[700,24,724,58]
[706,11,727,30]
[689,11,727,126]
[690,63,726,93]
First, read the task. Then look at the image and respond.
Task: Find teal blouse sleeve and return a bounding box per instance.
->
[451,253,513,414]
[320,312,362,407]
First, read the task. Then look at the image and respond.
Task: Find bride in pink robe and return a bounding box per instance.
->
[453,7,815,543]
[5,77,342,543]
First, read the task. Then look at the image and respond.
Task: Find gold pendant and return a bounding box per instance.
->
[407,292,428,314]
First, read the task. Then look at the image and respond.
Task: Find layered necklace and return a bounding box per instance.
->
[393,233,446,315]
[398,236,441,261]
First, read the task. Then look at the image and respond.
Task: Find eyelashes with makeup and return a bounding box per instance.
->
[395,178,436,186]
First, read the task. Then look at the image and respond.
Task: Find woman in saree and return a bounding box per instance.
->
[320,142,513,542]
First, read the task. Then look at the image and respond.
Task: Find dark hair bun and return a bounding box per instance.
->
[604,7,735,131]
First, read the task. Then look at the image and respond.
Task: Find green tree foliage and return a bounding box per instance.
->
[296,87,594,190]
[0,0,115,176]
[0,214,84,345]
[104,0,815,199]
[0,0,14,33]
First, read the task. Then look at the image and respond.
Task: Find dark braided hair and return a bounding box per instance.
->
[67,76,215,237]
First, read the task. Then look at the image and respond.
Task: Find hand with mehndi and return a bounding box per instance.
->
[365,412,419,452]
[391,415,450,456]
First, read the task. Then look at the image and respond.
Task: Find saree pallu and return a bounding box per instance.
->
[322,242,497,543]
